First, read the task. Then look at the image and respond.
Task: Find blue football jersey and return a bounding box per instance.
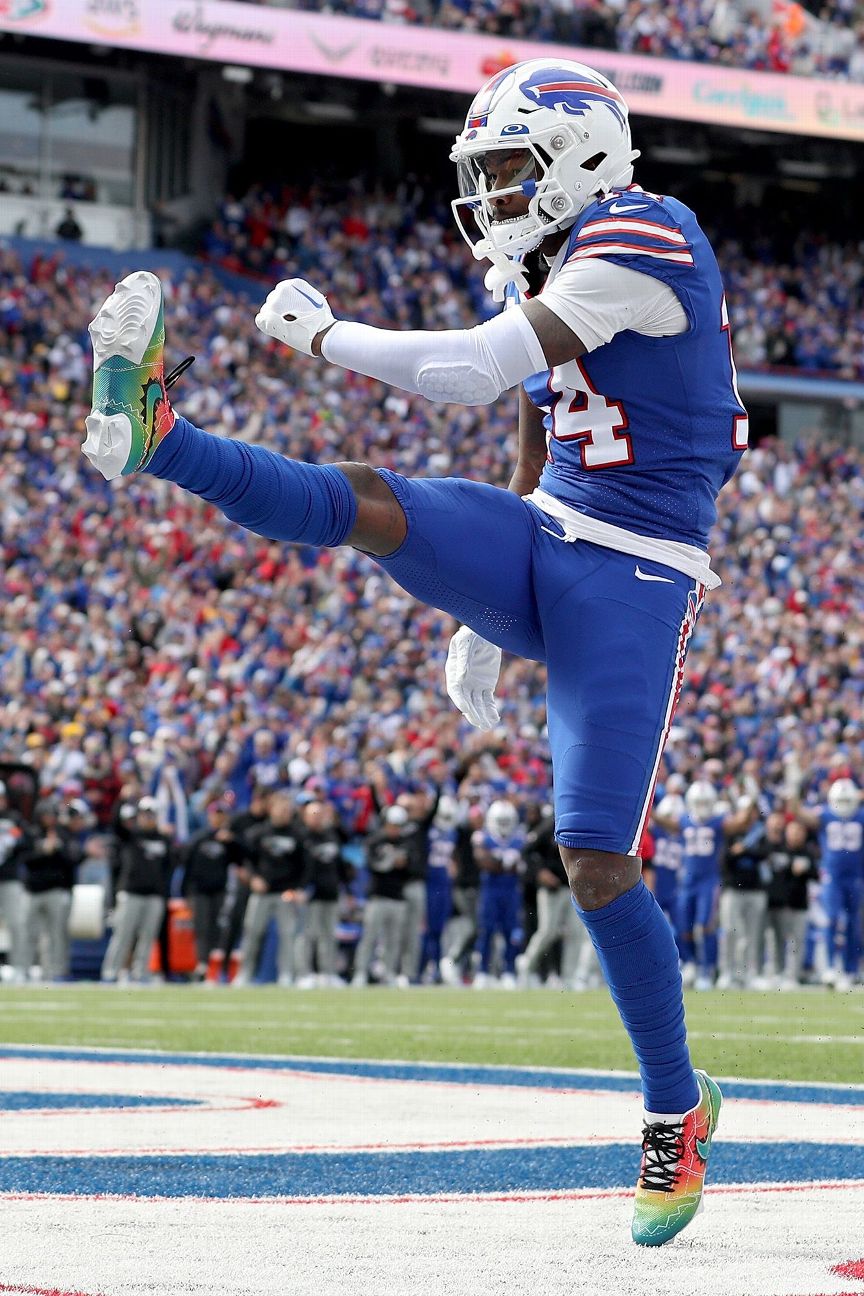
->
[653,826,683,877]
[473,829,526,873]
[428,822,457,871]
[511,186,747,549]
[819,809,864,879]
[680,814,726,882]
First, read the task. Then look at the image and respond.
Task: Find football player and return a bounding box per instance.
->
[83,57,746,1243]
[472,799,525,988]
[796,779,864,991]
[654,782,753,991]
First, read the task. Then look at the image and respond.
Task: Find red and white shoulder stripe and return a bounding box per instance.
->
[569,216,694,267]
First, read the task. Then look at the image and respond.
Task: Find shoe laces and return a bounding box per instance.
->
[638,1119,685,1192]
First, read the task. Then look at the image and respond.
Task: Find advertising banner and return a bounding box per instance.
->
[2,0,864,142]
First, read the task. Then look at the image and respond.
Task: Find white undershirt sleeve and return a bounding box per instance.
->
[320,306,547,406]
[537,258,689,353]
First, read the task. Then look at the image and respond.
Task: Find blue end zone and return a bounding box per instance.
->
[1,1046,862,1108]
[0,1143,862,1199]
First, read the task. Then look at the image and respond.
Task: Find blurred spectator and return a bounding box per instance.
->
[20,798,80,980]
[297,797,353,986]
[233,789,308,986]
[100,797,173,983]
[755,814,819,987]
[55,208,83,243]
[0,782,28,982]
[516,806,590,988]
[352,804,411,986]
[239,0,864,81]
[181,796,245,980]
[439,803,483,984]
[719,800,770,988]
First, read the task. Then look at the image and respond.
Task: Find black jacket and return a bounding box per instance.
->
[247,820,308,893]
[115,829,173,897]
[21,828,81,893]
[452,823,481,890]
[182,828,245,896]
[722,824,771,892]
[301,827,352,903]
[754,839,819,910]
[364,829,410,901]
[524,817,567,888]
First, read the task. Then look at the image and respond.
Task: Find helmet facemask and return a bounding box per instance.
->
[450,64,639,268]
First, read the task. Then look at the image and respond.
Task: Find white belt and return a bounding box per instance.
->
[525,489,721,591]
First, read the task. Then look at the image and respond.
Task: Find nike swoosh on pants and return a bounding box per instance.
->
[634,566,674,583]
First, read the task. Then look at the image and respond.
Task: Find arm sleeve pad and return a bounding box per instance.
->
[319,306,547,406]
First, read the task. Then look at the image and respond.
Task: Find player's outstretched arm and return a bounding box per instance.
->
[254,276,581,408]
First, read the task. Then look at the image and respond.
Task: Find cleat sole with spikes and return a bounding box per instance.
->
[83,271,175,479]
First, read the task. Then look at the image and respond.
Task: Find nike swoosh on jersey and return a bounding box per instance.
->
[634,566,674,583]
[607,200,651,214]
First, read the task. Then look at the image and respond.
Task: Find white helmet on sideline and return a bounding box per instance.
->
[485,799,519,839]
[656,794,685,821]
[828,779,860,819]
[685,781,718,824]
[435,795,462,830]
[450,58,639,265]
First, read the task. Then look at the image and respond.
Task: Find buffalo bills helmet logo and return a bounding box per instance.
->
[519,66,627,130]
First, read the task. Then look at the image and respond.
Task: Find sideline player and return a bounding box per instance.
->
[472,799,525,988]
[83,58,744,1243]
[653,782,753,990]
[796,779,864,990]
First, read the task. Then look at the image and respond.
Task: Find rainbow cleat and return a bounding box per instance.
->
[83,271,176,480]
[631,1069,722,1246]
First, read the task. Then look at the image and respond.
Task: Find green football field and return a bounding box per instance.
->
[1,984,862,1083]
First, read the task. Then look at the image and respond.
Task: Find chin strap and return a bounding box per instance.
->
[472,236,530,302]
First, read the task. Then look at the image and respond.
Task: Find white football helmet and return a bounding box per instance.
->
[435,795,462,830]
[685,781,718,824]
[656,794,685,821]
[450,58,639,265]
[828,779,860,819]
[485,799,519,840]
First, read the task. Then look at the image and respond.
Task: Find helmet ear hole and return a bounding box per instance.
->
[582,151,607,172]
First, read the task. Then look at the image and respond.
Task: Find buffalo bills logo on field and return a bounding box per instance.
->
[519,66,627,130]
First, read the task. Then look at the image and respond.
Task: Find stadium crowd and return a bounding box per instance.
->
[242,0,864,82]
[1,168,864,988]
[204,184,864,380]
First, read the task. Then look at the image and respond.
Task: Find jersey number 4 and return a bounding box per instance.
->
[547,358,633,470]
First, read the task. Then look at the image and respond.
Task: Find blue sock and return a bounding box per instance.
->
[575,881,699,1113]
[149,415,357,547]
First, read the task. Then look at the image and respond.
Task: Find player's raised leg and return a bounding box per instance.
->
[83,272,542,659]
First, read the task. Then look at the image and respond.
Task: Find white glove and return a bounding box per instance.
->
[254,278,336,356]
[445,627,502,731]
